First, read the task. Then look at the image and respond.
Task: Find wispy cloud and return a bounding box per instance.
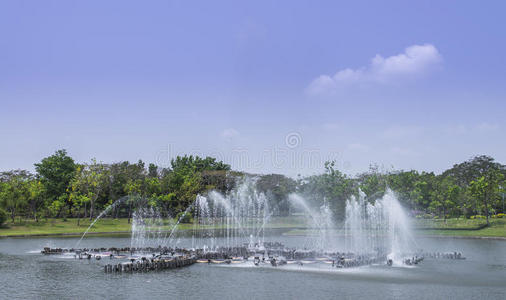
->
[476,122,499,132]
[307,44,442,95]
[444,123,500,135]
[221,128,240,141]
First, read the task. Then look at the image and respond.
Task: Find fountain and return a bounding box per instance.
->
[74,195,129,248]
[46,177,464,274]
[191,177,271,250]
[130,206,166,251]
[287,193,336,250]
[344,188,416,265]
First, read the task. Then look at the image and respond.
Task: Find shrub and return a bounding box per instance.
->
[0,208,7,226]
[471,215,486,220]
[176,211,193,224]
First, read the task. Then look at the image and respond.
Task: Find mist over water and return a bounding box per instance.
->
[191,177,271,250]
[74,176,417,266]
[9,176,505,300]
[344,189,415,264]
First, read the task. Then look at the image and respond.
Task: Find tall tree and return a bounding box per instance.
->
[430,176,459,222]
[148,163,159,178]
[468,169,504,226]
[27,180,44,221]
[0,175,29,222]
[298,161,356,220]
[256,174,296,216]
[357,164,387,202]
[69,159,107,221]
[34,150,76,216]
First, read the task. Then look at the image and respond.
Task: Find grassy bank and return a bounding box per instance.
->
[0,218,135,237]
[283,218,506,238]
[0,216,307,237]
[415,218,506,238]
[0,217,505,238]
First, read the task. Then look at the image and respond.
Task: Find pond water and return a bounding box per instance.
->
[0,234,505,299]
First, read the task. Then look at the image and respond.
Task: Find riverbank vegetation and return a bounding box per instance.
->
[1,217,504,238]
[0,150,505,236]
[0,216,308,237]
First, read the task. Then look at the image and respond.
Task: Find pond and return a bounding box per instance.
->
[0,234,504,299]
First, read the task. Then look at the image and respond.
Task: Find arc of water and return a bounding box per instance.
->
[165,203,195,246]
[74,196,127,248]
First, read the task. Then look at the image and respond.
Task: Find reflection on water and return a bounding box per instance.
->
[0,234,505,299]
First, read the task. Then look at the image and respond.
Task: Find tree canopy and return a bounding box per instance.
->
[0,152,504,225]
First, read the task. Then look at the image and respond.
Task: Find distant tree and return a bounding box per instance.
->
[170,155,231,173]
[107,162,132,216]
[357,164,387,202]
[145,177,161,197]
[0,169,32,182]
[443,155,505,187]
[446,155,505,216]
[387,170,420,209]
[256,174,296,216]
[148,163,159,178]
[468,169,504,226]
[298,161,356,220]
[34,150,76,216]
[430,176,460,222]
[69,159,107,222]
[164,155,231,214]
[0,208,7,226]
[27,180,44,221]
[411,172,437,212]
[0,175,29,222]
[124,178,145,223]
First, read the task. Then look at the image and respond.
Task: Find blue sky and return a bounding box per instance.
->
[1,0,505,176]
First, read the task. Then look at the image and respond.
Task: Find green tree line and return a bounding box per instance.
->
[0,150,504,226]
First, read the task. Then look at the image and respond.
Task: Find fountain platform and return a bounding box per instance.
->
[40,243,465,274]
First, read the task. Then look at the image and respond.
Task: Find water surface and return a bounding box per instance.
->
[0,235,504,299]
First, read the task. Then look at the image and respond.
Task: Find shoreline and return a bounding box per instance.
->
[1,230,505,240]
[417,235,506,240]
[1,217,504,239]
[0,231,132,238]
[0,226,305,238]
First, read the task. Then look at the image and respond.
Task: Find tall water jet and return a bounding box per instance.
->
[344,188,415,264]
[130,206,166,251]
[287,193,336,250]
[190,177,272,250]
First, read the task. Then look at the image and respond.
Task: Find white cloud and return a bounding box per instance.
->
[444,123,500,135]
[221,128,240,141]
[307,44,442,95]
[476,122,499,132]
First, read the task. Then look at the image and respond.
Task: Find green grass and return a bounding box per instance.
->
[413,218,489,229]
[0,216,308,237]
[0,218,134,237]
[416,218,506,238]
[283,218,506,238]
[1,216,504,238]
